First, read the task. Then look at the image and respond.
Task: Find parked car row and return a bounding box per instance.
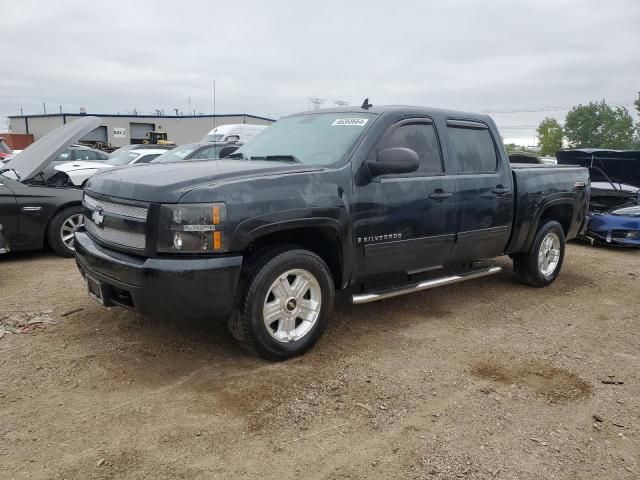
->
[0,118,262,256]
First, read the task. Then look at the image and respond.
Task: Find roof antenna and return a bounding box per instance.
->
[361,98,372,110]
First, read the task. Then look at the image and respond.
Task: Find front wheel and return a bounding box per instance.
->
[47,206,84,257]
[513,220,565,287]
[229,246,335,360]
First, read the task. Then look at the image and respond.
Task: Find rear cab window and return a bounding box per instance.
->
[378,120,444,175]
[446,120,499,174]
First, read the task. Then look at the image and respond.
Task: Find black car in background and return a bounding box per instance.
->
[0,117,102,257]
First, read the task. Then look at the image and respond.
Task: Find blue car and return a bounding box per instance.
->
[557,149,640,247]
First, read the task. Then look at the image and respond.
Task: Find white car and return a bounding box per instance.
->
[200,123,267,143]
[54,148,163,186]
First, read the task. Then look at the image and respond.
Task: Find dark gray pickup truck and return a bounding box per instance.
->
[74,105,590,359]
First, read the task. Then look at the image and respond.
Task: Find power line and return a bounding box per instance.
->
[483,99,635,114]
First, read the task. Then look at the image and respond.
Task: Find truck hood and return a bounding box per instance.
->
[5,116,102,181]
[85,159,324,203]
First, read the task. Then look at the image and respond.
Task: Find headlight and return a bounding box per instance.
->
[156,203,227,253]
[612,206,640,217]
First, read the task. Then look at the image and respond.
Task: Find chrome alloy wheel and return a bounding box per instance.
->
[61,213,84,251]
[538,232,561,277]
[263,268,322,343]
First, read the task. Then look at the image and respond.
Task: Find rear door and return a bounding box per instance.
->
[353,117,457,278]
[445,120,513,262]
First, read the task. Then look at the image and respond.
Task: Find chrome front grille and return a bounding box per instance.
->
[83,194,148,251]
[85,221,146,249]
[83,194,148,220]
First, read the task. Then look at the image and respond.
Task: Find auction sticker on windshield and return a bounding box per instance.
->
[331,118,369,126]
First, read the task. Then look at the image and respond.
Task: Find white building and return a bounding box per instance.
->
[8,112,275,148]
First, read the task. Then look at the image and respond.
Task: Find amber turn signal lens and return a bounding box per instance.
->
[213,206,220,225]
[213,231,221,249]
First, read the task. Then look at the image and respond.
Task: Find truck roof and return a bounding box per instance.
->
[290,105,494,124]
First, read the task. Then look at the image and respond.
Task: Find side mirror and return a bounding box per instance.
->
[366,147,419,176]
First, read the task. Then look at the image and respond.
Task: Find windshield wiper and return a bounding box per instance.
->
[250,155,301,163]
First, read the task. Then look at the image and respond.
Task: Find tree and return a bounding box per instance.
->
[563,100,635,149]
[536,118,563,156]
[634,91,640,147]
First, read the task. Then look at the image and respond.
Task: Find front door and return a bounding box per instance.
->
[353,117,457,279]
[0,180,18,246]
[444,120,514,262]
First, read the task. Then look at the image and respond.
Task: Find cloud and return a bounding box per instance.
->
[2,0,639,143]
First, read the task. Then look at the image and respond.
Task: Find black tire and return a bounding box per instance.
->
[513,220,566,287]
[229,245,335,360]
[47,206,84,258]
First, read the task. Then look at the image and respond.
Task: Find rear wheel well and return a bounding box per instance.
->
[539,204,573,236]
[245,227,343,288]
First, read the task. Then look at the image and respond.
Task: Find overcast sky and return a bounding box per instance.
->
[2,0,639,144]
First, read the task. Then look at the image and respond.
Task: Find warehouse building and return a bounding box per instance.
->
[8,112,275,148]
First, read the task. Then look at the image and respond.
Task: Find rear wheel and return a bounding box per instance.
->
[513,220,565,287]
[229,246,335,360]
[47,206,84,257]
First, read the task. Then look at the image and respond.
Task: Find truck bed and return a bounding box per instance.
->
[506,164,590,254]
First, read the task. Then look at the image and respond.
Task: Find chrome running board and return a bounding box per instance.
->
[352,266,502,304]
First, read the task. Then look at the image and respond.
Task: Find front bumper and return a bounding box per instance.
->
[74,230,243,319]
[583,214,640,247]
[0,223,8,254]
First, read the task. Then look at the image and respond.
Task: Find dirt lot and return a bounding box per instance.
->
[1,244,639,479]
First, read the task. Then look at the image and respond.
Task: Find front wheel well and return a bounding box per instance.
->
[244,227,343,288]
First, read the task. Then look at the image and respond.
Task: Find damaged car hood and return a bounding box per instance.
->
[556,149,640,189]
[5,116,102,181]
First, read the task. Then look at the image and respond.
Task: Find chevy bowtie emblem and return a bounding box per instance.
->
[92,208,105,227]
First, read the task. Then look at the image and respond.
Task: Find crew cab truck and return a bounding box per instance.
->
[74,105,589,360]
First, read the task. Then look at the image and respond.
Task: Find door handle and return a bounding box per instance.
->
[428,190,452,201]
[491,187,511,195]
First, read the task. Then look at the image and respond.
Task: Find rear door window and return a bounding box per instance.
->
[378,122,443,174]
[447,124,498,173]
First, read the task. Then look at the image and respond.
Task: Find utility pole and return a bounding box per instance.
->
[42,102,46,114]
[188,97,191,116]
[308,97,326,110]
[213,80,217,132]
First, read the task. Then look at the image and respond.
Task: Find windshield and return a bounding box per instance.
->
[232,113,375,165]
[106,151,140,166]
[152,144,199,163]
[108,145,136,157]
[202,133,224,142]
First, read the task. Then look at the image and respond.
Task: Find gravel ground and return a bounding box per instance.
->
[1,243,639,479]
